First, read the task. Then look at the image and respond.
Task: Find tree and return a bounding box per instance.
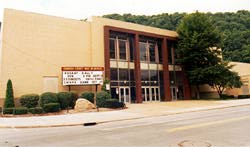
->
[4,79,15,108]
[206,63,242,98]
[176,12,222,98]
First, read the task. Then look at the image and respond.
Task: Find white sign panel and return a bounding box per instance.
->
[62,67,104,86]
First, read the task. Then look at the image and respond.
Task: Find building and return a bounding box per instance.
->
[0,9,193,106]
[198,62,250,98]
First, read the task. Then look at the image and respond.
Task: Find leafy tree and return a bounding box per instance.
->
[176,12,222,98]
[4,79,15,108]
[206,63,242,98]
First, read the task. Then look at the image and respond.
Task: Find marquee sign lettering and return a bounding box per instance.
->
[62,67,104,86]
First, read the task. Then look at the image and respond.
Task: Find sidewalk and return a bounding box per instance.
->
[1,99,250,128]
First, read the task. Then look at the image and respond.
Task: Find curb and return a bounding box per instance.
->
[1,103,250,129]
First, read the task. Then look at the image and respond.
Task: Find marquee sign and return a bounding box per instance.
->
[62,67,104,86]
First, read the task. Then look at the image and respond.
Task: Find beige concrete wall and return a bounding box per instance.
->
[0,9,93,99]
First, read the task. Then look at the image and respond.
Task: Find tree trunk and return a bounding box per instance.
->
[196,85,200,99]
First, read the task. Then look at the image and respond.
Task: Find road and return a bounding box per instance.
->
[1,105,250,147]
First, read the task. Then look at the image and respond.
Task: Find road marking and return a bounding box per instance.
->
[167,115,250,133]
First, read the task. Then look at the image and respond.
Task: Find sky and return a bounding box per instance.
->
[0,0,250,21]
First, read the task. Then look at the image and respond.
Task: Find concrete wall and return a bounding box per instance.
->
[0,9,93,99]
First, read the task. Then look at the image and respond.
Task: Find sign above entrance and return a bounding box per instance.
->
[62,67,104,86]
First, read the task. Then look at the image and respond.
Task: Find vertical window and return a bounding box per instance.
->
[119,40,127,60]
[141,70,149,81]
[149,43,156,62]
[119,69,129,81]
[150,70,158,81]
[110,68,118,81]
[109,39,116,59]
[140,42,147,61]
[167,41,173,64]
[158,43,162,63]
[129,37,134,61]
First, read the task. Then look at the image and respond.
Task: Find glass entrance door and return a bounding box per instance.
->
[170,86,177,101]
[119,87,130,103]
[142,86,160,102]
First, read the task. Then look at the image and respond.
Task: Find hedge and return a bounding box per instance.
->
[15,107,28,115]
[57,92,72,110]
[39,92,58,107]
[28,107,43,114]
[43,103,60,113]
[104,99,125,109]
[238,95,250,99]
[220,94,235,100]
[20,94,39,108]
[81,92,94,103]
[69,91,78,107]
[96,91,111,107]
[3,107,14,114]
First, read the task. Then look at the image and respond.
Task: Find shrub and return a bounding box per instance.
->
[69,91,78,108]
[28,107,43,114]
[104,99,125,109]
[81,92,94,103]
[20,94,39,108]
[238,95,250,99]
[4,79,15,108]
[57,92,72,110]
[43,103,60,113]
[220,94,235,100]
[15,107,28,115]
[39,92,58,107]
[96,91,111,107]
[3,107,14,114]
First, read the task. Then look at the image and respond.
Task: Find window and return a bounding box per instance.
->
[119,40,127,60]
[140,42,147,61]
[167,40,178,64]
[139,40,159,63]
[129,37,134,61]
[150,70,158,81]
[119,69,129,81]
[109,39,116,59]
[110,68,118,80]
[109,31,135,61]
[141,70,149,81]
[149,43,156,62]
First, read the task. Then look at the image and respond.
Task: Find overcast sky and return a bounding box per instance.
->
[0,0,250,21]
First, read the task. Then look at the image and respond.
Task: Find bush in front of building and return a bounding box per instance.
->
[81,92,94,103]
[238,95,250,99]
[43,103,60,113]
[3,107,14,114]
[15,107,28,115]
[4,79,15,108]
[57,92,72,110]
[39,92,58,107]
[96,91,111,107]
[104,99,125,109]
[69,91,78,108]
[220,94,235,100]
[20,94,39,108]
[28,107,43,114]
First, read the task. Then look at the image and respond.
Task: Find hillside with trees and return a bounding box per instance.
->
[103,10,250,63]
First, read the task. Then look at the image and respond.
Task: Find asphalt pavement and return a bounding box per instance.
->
[1,105,250,147]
